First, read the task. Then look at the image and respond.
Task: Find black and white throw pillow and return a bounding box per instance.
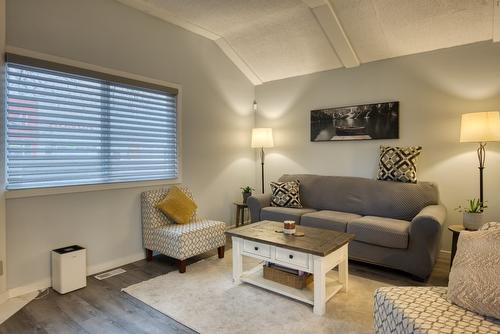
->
[270,180,302,208]
[377,146,422,183]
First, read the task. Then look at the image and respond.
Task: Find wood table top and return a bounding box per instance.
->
[225,220,354,257]
[448,224,466,233]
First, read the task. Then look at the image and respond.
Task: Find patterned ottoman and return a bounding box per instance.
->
[373,287,500,334]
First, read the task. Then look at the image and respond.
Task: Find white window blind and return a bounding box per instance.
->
[5,60,178,190]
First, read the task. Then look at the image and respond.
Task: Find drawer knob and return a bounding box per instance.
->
[254,246,259,251]
[289,254,294,259]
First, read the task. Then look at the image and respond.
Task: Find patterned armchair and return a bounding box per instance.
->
[374,222,500,333]
[373,287,499,333]
[141,187,226,273]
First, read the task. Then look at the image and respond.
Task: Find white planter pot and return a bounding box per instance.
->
[463,212,484,231]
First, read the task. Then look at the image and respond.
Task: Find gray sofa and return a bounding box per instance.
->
[247,174,446,280]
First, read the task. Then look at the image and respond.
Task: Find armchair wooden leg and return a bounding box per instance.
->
[218,246,225,259]
[146,249,153,262]
[178,260,187,273]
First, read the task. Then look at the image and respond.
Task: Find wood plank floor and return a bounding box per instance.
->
[0,240,450,334]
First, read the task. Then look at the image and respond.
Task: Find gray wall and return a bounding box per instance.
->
[5,0,255,290]
[255,41,500,251]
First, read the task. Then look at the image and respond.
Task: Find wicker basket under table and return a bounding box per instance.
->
[263,265,313,289]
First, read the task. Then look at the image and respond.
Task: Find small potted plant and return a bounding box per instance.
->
[455,198,487,230]
[240,186,255,204]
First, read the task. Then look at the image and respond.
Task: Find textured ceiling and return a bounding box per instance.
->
[118,0,497,84]
[333,0,493,62]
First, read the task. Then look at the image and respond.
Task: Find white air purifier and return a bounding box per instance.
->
[51,245,87,294]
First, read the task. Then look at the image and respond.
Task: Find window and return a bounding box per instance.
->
[5,54,178,190]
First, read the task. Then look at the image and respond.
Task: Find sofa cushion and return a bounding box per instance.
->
[301,210,361,232]
[261,207,316,223]
[347,216,410,249]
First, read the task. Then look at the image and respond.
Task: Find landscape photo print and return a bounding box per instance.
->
[311,101,399,141]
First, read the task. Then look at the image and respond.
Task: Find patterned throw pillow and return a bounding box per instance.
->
[480,221,500,231]
[447,227,500,319]
[377,146,422,183]
[270,180,302,208]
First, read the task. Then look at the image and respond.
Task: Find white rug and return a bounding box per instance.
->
[123,253,390,334]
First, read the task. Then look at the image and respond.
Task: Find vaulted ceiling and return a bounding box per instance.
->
[117,0,499,85]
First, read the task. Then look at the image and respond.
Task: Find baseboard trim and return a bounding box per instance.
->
[8,252,146,298]
[440,250,451,255]
[8,279,51,299]
[87,252,145,276]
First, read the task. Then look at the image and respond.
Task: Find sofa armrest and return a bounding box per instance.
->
[247,194,272,223]
[410,205,447,235]
[408,204,447,278]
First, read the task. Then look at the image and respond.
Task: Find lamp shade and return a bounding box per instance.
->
[251,128,274,148]
[460,111,500,143]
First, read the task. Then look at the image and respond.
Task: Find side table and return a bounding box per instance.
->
[233,202,249,227]
[448,224,465,267]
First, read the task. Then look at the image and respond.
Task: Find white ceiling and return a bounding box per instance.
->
[117,0,498,84]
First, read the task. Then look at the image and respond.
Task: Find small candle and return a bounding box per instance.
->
[283,220,296,235]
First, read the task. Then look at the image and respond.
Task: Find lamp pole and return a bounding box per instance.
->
[477,142,486,208]
[260,147,265,194]
[251,127,273,194]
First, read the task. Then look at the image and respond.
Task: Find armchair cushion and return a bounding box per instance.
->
[144,219,226,260]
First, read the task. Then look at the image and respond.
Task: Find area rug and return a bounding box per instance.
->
[122,253,391,334]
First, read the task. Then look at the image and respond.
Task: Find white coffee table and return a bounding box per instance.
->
[226,221,354,315]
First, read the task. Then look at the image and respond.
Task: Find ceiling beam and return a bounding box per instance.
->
[305,0,360,68]
[116,0,262,85]
[116,0,219,40]
[301,0,325,8]
[215,38,263,85]
[494,0,500,42]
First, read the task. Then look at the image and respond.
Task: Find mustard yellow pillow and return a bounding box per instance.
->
[155,186,197,224]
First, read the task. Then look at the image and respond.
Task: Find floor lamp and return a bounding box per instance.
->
[251,128,274,194]
[460,111,500,207]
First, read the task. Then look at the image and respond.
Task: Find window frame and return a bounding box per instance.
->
[3,48,183,199]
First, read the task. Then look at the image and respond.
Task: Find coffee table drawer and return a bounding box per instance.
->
[275,248,309,268]
[243,240,271,258]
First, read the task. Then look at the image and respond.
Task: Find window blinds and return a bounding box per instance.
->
[5,60,178,190]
